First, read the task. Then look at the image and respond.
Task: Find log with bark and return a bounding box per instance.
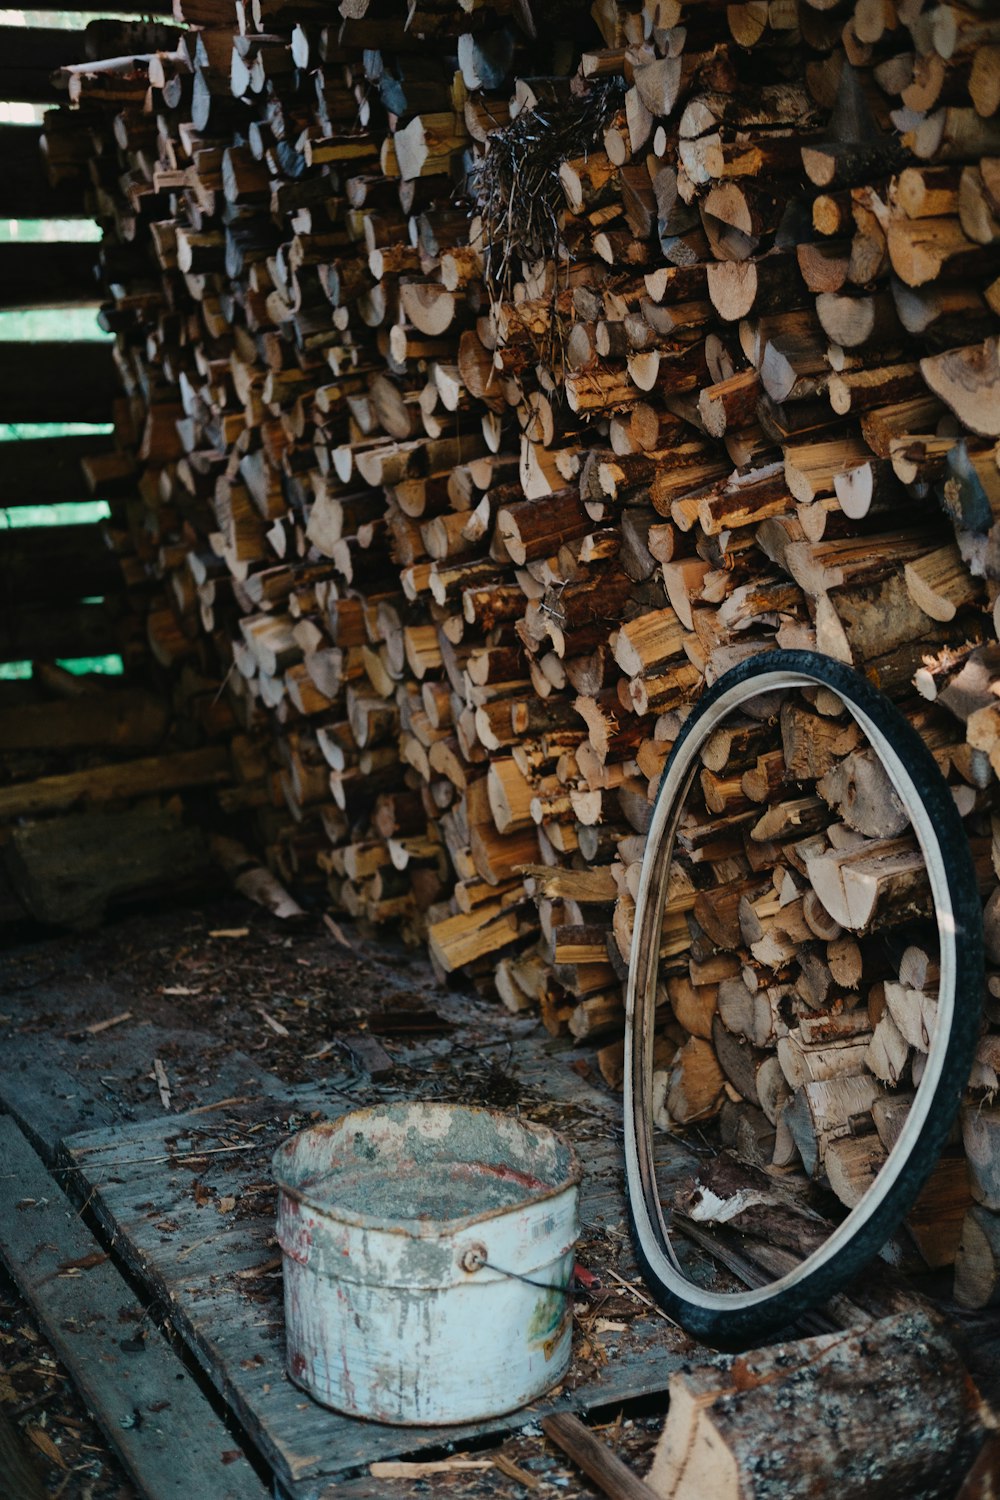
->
[646,1311,992,1500]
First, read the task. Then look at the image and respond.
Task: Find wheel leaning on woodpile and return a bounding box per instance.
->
[624,649,984,1348]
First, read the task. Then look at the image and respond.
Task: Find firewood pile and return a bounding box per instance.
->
[40,0,1000,1304]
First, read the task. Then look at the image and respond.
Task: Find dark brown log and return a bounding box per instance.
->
[4,803,211,927]
[0,690,168,752]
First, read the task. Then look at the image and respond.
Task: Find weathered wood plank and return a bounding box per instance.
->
[0,1023,291,1165]
[0,27,80,104]
[0,340,116,423]
[0,1115,269,1500]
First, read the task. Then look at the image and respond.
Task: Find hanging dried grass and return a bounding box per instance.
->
[473,77,626,306]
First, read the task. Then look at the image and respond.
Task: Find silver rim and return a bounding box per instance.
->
[624,666,957,1312]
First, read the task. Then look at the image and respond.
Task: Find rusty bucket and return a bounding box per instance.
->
[272,1101,582,1425]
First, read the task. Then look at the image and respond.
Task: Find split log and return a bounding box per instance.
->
[954,1206,1000,1308]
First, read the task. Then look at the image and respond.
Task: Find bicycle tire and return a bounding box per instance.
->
[624,649,983,1348]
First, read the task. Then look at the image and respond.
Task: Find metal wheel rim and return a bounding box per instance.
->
[624,654,967,1315]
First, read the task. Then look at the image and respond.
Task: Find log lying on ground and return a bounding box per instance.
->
[3,804,212,928]
[647,1311,991,1500]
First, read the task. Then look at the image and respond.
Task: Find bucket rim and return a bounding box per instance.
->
[271,1100,583,1237]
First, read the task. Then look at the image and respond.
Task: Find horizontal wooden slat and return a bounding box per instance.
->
[0,433,110,503]
[0,340,116,422]
[0,522,121,602]
[0,745,233,818]
[0,600,124,662]
[0,125,86,218]
[0,26,74,103]
[0,688,169,751]
[0,21,186,102]
[14,0,171,11]
[0,242,99,307]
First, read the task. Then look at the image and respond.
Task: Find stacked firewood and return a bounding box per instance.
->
[43,0,1000,1300]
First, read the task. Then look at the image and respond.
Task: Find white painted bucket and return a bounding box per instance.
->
[272,1102,581,1425]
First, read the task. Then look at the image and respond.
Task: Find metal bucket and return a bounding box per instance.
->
[272,1102,581,1425]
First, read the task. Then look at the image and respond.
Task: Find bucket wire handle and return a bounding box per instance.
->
[468,1253,599,1297]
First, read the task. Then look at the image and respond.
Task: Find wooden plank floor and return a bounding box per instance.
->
[60,1053,703,1500]
[0,1115,270,1500]
[13,903,983,1499]
[0,907,708,1496]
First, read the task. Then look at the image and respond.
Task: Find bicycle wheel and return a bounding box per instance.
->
[624,649,983,1347]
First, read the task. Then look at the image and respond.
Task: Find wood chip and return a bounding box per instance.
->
[323,913,355,949]
[234,1256,282,1280]
[209,928,249,938]
[493,1452,542,1488]
[186,1096,251,1116]
[255,1006,289,1037]
[153,1058,171,1110]
[25,1424,68,1470]
[603,1267,670,1319]
[82,1010,132,1035]
[57,1252,109,1274]
[369,1459,494,1478]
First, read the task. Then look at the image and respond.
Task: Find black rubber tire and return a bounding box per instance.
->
[623,649,983,1349]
